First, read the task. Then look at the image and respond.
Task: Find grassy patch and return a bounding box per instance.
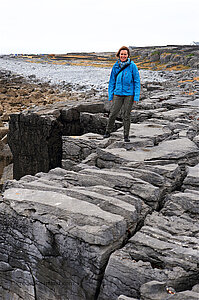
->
[151,50,160,56]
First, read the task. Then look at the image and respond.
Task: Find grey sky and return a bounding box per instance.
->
[1,0,198,54]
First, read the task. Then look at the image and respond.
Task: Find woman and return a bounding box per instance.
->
[104,46,140,142]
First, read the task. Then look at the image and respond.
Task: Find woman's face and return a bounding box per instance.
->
[119,50,129,62]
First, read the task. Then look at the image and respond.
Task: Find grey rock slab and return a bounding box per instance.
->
[153,107,195,121]
[5,167,118,191]
[193,135,199,147]
[149,92,174,100]
[117,164,186,201]
[5,171,151,233]
[7,177,70,194]
[98,250,168,300]
[116,122,171,144]
[96,138,199,166]
[62,132,110,164]
[129,212,199,271]
[62,158,80,170]
[182,164,199,191]
[165,291,199,299]
[182,98,199,107]
[3,187,126,246]
[14,165,157,211]
[140,280,199,300]
[1,184,133,299]
[140,281,176,300]
[162,190,199,220]
[50,168,114,187]
[80,112,122,135]
[137,98,163,110]
[130,109,162,123]
[144,211,199,239]
[0,268,35,300]
[50,186,140,235]
[162,121,191,132]
[98,212,199,300]
[75,154,99,169]
[192,284,199,292]
[75,102,105,113]
[161,96,194,107]
[107,137,154,150]
[84,185,151,221]
[62,135,99,164]
[116,167,166,187]
[79,168,161,209]
[124,163,185,187]
[96,147,127,167]
[118,296,138,300]
[19,168,74,189]
[146,84,163,90]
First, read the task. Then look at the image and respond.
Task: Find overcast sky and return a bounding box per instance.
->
[1,0,198,54]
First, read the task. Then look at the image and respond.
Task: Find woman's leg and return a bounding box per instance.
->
[106,95,124,133]
[123,96,134,138]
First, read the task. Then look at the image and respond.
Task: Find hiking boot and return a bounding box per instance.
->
[124,136,130,142]
[103,132,110,138]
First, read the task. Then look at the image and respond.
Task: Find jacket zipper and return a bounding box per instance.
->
[121,71,124,93]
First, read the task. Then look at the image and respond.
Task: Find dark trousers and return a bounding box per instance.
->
[106,95,134,137]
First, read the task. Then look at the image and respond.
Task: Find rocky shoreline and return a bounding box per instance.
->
[0,51,199,299]
[0,55,167,183]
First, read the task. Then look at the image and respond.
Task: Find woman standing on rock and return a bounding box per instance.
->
[104,46,140,142]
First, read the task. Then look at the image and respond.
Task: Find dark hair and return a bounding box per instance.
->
[116,46,130,58]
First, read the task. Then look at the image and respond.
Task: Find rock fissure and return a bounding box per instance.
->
[27,264,38,300]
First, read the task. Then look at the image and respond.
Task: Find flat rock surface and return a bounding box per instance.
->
[3,187,127,246]
[96,137,199,166]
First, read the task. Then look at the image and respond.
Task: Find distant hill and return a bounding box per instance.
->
[7,45,199,71]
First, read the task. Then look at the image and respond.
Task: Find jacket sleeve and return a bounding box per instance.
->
[132,64,141,102]
[108,66,117,101]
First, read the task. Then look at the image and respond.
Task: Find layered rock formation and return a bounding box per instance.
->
[0,68,199,299]
[129,45,199,70]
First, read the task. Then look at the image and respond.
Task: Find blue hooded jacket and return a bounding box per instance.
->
[108,60,140,101]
